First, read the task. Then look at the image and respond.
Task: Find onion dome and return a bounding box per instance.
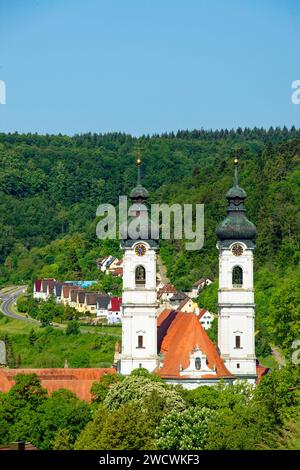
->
[121,158,158,248]
[216,158,256,246]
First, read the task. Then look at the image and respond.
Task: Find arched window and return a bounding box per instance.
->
[232,266,243,287]
[135,265,146,286]
[195,357,201,370]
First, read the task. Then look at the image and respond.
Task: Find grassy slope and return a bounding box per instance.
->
[0,314,121,368]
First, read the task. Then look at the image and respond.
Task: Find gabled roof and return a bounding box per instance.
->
[54,282,64,297]
[70,288,82,302]
[84,293,99,306]
[78,291,86,303]
[34,279,42,292]
[159,283,177,293]
[106,256,116,267]
[62,285,80,298]
[111,267,123,277]
[109,297,122,312]
[193,278,208,287]
[178,298,191,310]
[97,295,111,309]
[156,311,232,380]
[256,361,270,383]
[198,308,207,319]
[170,291,188,302]
[42,279,55,293]
[0,368,115,402]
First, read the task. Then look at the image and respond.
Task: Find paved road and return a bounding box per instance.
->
[0,285,39,324]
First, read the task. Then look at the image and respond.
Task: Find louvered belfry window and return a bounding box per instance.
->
[135,265,146,286]
[232,266,243,287]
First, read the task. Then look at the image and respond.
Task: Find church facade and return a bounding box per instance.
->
[119,158,264,388]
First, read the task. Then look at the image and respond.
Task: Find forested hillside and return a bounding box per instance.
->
[0,128,299,357]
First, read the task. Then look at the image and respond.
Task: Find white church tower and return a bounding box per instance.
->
[120,158,159,375]
[216,157,257,381]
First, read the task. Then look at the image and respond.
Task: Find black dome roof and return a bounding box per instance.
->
[216,213,256,241]
[130,184,149,201]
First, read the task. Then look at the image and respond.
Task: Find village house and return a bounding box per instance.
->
[61,285,76,306]
[177,297,198,314]
[169,291,189,310]
[68,287,84,309]
[198,309,215,330]
[157,283,177,303]
[53,282,64,303]
[75,291,87,313]
[96,295,111,318]
[33,279,56,301]
[83,293,101,315]
[110,267,123,277]
[107,297,122,325]
[186,278,213,298]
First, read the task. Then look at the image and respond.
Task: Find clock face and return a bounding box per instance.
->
[135,243,146,257]
[232,244,244,256]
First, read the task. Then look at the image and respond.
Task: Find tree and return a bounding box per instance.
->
[28,328,38,345]
[52,428,74,450]
[155,407,214,450]
[75,402,159,450]
[65,320,80,336]
[0,374,47,445]
[34,389,91,450]
[254,364,300,425]
[266,273,300,355]
[103,376,185,413]
[91,373,123,403]
[130,368,163,382]
[206,401,273,450]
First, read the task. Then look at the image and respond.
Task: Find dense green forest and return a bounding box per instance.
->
[0,128,299,358]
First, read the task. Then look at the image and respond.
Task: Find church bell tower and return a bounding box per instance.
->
[120,158,159,375]
[216,157,257,380]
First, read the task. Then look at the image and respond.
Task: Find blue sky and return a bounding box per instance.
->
[0,0,299,136]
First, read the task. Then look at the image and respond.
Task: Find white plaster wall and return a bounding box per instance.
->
[218,243,256,376]
[120,242,158,375]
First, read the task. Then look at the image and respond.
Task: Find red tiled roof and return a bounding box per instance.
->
[111,268,123,277]
[256,363,270,383]
[156,311,232,380]
[159,283,177,294]
[109,297,122,312]
[0,368,115,402]
[198,308,207,319]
